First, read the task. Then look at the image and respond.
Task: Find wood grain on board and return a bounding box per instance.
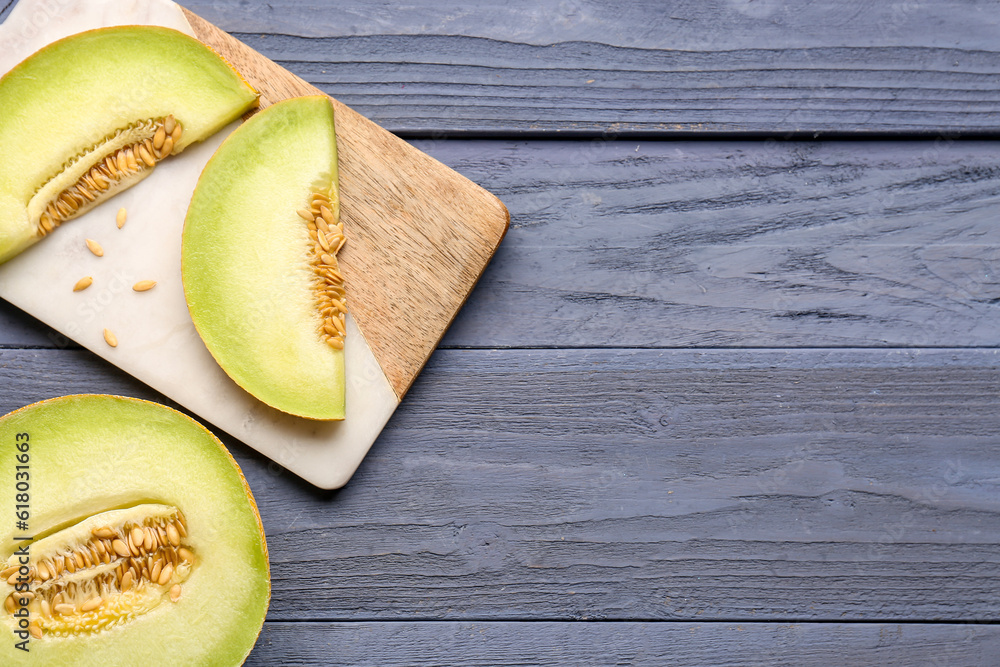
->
[181,8,509,400]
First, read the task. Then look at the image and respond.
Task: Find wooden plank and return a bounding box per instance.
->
[174,0,1000,135]
[5,347,1000,620]
[3,138,999,350]
[180,8,508,399]
[246,621,1000,666]
[422,139,1000,348]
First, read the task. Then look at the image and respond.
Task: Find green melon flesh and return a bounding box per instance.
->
[0,25,258,262]
[0,395,269,666]
[182,96,345,420]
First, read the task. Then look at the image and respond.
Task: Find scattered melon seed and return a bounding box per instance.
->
[132,280,157,292]
[73,276,93,292]
[116,207,127,229]
[170,584,182,602]
[103,328,118,348]
[86,238,104,257]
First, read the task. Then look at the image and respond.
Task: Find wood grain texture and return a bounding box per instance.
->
[182,8,509,399]
[6,347,999,621]
[176,0,1000,135]
[2,137,998,351]
[425,138,1000,348]
[245,621,1000,666]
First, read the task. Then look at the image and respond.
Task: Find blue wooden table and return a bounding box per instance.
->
[2,1,1000,663]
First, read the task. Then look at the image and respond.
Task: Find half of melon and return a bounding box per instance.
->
[182,95,346,420]
[0,25,258,262]
[0,394,269,666]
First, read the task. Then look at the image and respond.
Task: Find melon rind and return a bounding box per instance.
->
[0,395,269,666]
[182,95,345,420]
[0,25,259,262]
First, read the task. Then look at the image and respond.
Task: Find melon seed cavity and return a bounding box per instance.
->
[1,504,194,639]
[302,190,347,349]
[31,116,182,238]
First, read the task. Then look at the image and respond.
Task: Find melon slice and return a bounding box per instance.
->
[0,25,258,262]
[0,394,269,665]
[182,96,346,421]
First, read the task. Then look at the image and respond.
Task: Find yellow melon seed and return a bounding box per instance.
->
[132,280,157,292]
[103,328,118,348]
[138,144,156,167]
[165,524,180,547]
[81,596,102,612]
[28,623,42,639]
[157,563,173,586]
[153,125,166,150]
[164,115,176,135]
[53,603,74,616]
[73,276,93,292]
[86,239,104,257]
[93,526,116,539]
[170,584,182,603]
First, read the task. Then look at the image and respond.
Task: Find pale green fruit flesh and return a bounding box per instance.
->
[0,395,269,666]
[0,26,258,262]
[182,96,345,420]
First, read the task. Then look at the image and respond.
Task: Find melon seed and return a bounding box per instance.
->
[170,584,182,602]
[116,207,127,229]
[73,276,93,292]
[85,238,103,257]
[132,280,157,292]
[103,328,118,348]
[111,539,129,557]
[81,596,102,612]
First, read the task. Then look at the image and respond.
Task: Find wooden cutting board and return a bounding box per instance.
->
[0,0,508,488]
[182,9,510,403]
